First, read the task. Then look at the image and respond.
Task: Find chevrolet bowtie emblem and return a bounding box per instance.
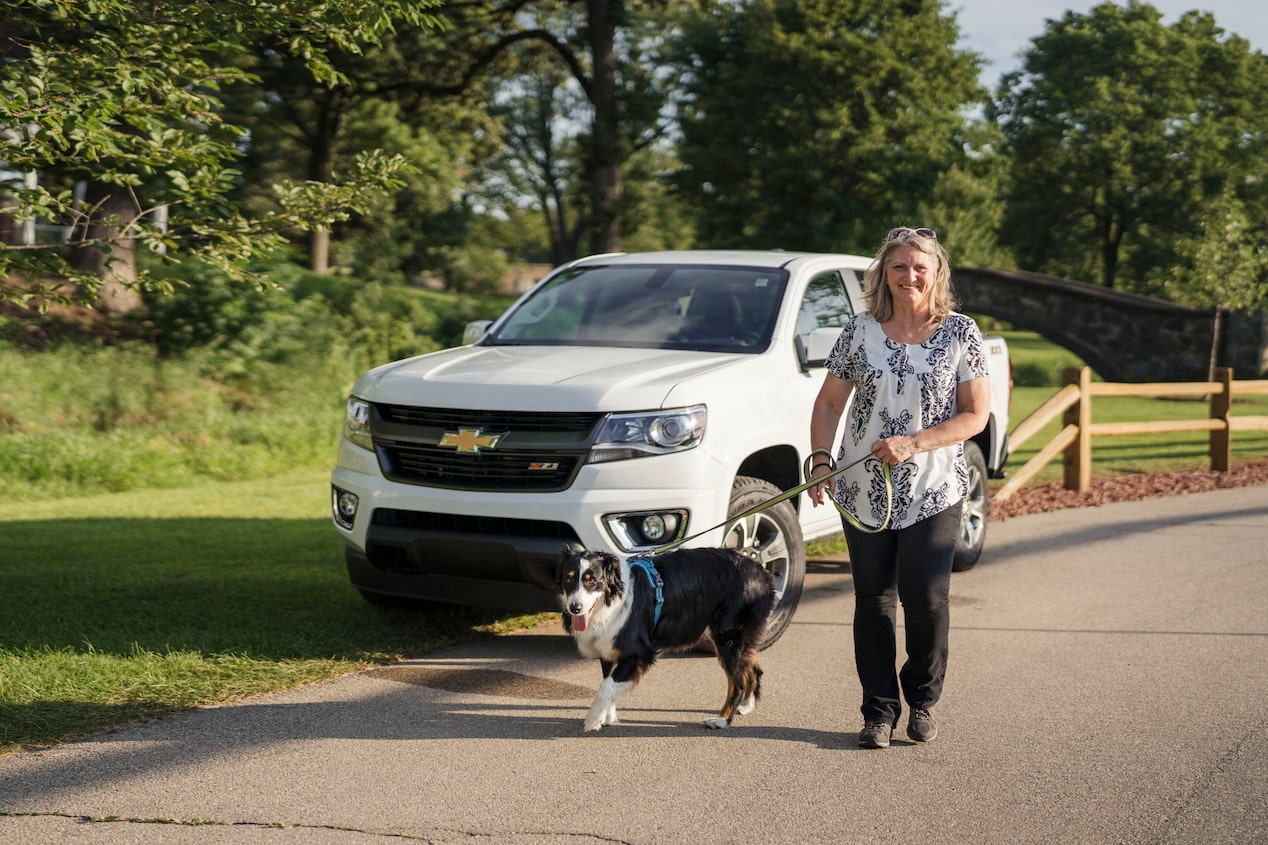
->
[439,427,503,454]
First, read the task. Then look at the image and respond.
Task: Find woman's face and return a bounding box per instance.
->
[884,244,937,312]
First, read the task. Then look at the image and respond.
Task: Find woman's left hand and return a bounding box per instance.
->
[871,433,921,465]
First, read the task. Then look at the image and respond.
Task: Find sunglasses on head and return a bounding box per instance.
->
[886,227,937,242]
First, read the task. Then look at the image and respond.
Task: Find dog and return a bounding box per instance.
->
[557,542,776,731]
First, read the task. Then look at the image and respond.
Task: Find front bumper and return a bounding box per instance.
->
[330,440,731,611]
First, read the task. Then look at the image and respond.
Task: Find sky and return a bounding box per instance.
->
[952,0,1267,84]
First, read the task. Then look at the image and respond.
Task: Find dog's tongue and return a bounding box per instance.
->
[571,612,589,632]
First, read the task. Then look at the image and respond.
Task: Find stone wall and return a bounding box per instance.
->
[952,267,1267,382]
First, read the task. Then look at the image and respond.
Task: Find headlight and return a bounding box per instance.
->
[588,405,706,463]
[343,397,373,451]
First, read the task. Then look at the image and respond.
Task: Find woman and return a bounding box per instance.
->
[809,227,990,749]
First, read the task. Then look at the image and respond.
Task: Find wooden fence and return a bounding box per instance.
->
[994,367,1268,501]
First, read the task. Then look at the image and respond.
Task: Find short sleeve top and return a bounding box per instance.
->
[824,311,989,529]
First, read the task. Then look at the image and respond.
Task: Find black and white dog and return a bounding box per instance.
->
[557,542,776,731]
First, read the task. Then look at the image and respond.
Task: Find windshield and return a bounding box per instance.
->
[486,262,790,352]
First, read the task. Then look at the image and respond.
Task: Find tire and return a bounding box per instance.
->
[953,441,989,572]
[722,476,806,650]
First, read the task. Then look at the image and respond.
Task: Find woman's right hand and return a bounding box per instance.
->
[808,465,832,507]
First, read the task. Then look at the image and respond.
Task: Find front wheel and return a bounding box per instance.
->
[723,476,806,649]
[953,441,989,572]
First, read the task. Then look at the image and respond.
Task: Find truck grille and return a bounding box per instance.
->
[371,405,604,492]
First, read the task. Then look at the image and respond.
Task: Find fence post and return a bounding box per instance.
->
[1062,366,1092,492]
[1210,368,1232,472]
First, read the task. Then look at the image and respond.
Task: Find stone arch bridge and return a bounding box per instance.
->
[952,268,1267,383]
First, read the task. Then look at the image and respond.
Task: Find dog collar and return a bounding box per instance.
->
[627,557,664,627]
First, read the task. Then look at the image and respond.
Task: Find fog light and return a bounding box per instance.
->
[602,510,688,552]
[641,513,678,542]
[332,486,359,530]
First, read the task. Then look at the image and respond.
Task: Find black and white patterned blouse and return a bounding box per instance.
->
[824,311,989,529]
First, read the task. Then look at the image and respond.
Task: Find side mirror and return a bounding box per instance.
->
[797,327,841,371]
[462,320,493,345]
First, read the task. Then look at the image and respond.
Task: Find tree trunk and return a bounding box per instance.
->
[70,183,142,314]
[585,0,623,256]
[309,227,330,274]
[303,91,343,273]
[1208,307,1224,384]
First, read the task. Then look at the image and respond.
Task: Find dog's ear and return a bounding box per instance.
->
[601,553,625,605]
[558,543,582,587]
[560,542,584,567]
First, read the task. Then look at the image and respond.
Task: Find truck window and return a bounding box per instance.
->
[796,271,855,348]
[492,263,789,351]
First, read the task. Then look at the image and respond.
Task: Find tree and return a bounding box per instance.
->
[916,158,1016,271]
[402,0,676,260]
[1160,186,1268,380]
[669,0,988,254]
[0,0,439,309]
[223,22,498,277]
[481,41,592,265]
[470,24,690,267]
[991,1,1268,291]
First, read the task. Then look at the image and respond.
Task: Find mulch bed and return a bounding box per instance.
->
[990,461,1268,520]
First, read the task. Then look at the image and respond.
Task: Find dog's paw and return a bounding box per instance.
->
[584,705,619,732]
[736,696,756,716]
[703,716,730,730]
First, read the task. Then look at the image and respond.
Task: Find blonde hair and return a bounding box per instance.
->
[862,228,957,323]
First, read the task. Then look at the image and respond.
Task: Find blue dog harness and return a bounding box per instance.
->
[627,557,665,627]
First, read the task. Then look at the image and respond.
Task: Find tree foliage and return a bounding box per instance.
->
[0,0,439,307]
[992,1,1268,295]
[408,0,678,260]
[670,0,988,254]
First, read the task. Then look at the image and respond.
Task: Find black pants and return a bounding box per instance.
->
[842,502,962,725]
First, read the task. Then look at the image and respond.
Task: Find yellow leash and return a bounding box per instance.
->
[639,448,894,559]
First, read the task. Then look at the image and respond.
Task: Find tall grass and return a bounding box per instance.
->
[0,260,511,502]
[0,342,351,501]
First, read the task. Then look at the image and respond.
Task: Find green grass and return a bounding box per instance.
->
[996,329,1089,388]
[0,342,352,502]
[0,472,551,753]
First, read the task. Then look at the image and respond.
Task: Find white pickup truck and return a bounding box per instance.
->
[331,250,1011,645]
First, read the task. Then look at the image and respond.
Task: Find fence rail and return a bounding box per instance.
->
[994,367,1268,501]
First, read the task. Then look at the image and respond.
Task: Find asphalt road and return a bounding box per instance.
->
[2,485,1266,844]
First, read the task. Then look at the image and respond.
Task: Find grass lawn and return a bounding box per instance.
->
[0,472,550,753]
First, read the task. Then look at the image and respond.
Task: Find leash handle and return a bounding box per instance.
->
[803,448,893,534]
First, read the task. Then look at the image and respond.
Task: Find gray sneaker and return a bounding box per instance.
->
[858,720,892,749]
[907,707,938,742]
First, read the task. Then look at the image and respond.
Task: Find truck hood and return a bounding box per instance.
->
[353,344,750,412]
